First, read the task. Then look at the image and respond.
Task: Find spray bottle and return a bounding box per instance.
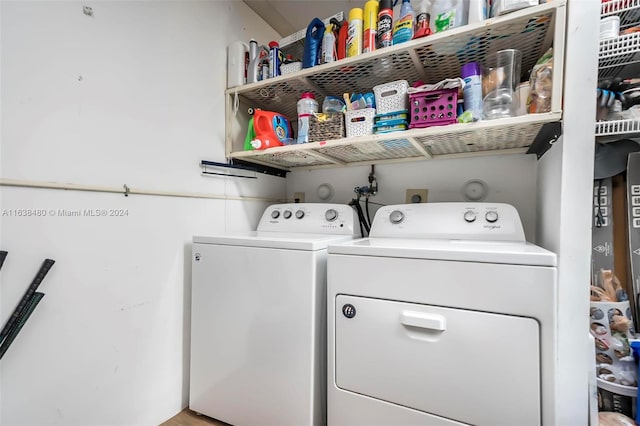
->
[363,0,379,53]
[393,0,415,45]
[414,0,433,39]
[322,23,337,64]
[377,0,393,49]
[346,8,363,57]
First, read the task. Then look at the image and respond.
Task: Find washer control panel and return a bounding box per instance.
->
[258,203,361,236]
[371,203,525,242]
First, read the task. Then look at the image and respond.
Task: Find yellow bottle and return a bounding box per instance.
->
[347,8,363,57]
[363,0,379,53]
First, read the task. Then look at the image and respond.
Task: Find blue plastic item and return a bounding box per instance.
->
[303,18,325,69]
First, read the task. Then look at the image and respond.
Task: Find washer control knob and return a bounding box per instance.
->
[283,210,292,219]
[271,210,280,219]
[325,209,338,222]
[389,210,405,224]
[485,211,499,223]
[463,211,476,223]
[295,210,305,219]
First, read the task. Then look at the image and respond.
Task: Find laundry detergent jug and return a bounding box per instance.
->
[250,110,292,150]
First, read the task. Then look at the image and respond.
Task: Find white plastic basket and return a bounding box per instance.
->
[373,80,409,114]
[345,108,376,138]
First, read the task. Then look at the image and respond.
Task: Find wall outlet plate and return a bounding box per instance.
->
[293,192,305,203]
[406,189,428,203]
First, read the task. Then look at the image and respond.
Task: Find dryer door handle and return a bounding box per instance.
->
[400,311,446,331]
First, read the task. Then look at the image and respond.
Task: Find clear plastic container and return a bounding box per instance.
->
[297,93,319,144]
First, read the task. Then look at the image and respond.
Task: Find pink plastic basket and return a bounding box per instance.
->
[409,89,458,129]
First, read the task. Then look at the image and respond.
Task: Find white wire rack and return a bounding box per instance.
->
[595,118,640,138]
[601,0,640,29]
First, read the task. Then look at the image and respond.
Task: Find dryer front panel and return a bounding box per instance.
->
[334,294,541,426]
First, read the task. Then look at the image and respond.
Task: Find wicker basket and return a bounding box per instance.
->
[308,113,345,143]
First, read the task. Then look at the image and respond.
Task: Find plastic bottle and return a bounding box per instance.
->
[461,62,483,120]
[393,0,415,45]
[430,0,468,33]
[363,0,379,53]
[297,92,319,144]
[303,18,325,69]
[347,8,363,57]
[468,0,486,24]
[377,0,394,48]
[414,0,433,39]
[268,41,283,78]
[322,24,337,64]
[227,41,249,88]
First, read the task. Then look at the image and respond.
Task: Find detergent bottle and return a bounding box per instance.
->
[303,18,325,68]
[430,0,468,33]
[250,110,291,150]
[393,0,415,45]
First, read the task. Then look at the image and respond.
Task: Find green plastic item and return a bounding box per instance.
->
[244,117,256,150]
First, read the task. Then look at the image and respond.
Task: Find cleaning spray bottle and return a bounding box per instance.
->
[414,0,433,39]
[377,0,394,49]
[322,23,337,64]
[393,0,415,45]
[363,0,379,53]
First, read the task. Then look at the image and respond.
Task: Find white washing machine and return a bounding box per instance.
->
[327,203,558,426]
[190,203,360,426]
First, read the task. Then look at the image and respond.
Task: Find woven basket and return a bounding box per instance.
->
[309,113,345,143]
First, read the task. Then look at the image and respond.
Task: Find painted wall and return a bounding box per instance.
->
[0,1,283,425]
[287,154,539,241]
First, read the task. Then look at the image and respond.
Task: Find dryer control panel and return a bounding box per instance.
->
[258,203,361,236]
[369,202,525,242]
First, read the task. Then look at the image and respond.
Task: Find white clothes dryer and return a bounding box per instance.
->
[327,203,557,426]
[190,203,360,426]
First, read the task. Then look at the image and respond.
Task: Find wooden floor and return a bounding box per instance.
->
[161,409,230,426]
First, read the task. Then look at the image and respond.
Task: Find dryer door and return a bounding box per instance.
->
[334,295,541,426]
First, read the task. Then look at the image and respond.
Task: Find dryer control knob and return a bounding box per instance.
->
[485,211,499,223]
[271,210,280,219]
[463,211,476,223]
[283,210,292,219]
[389,210,405,224]
[325,209,338,222]
[295,210,305,219]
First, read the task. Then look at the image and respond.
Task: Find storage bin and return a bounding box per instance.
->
[409,88,458,128]
[309,113,345,143]
[373,80,409,114]
[345,108,376,138]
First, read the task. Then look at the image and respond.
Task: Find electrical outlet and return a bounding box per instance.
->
[293,192,305,203]
[406,189,428,204]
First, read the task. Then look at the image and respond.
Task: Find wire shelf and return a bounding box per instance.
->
[601,0,640,29]
[599,32,640,79]
[595,118,640,137]
[230,112,562,170]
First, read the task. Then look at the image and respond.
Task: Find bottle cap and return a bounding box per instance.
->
[349,8,363,21]
[301,92,316,99]
[461,62,481,78]
[269,41,279,48]
[379,0,392,11]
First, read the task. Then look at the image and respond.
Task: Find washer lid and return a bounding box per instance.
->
[194,232,359,251]
[328,237,557,267]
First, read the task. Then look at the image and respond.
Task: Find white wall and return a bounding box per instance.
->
[287,154,539,241]
[0,1,283,425]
